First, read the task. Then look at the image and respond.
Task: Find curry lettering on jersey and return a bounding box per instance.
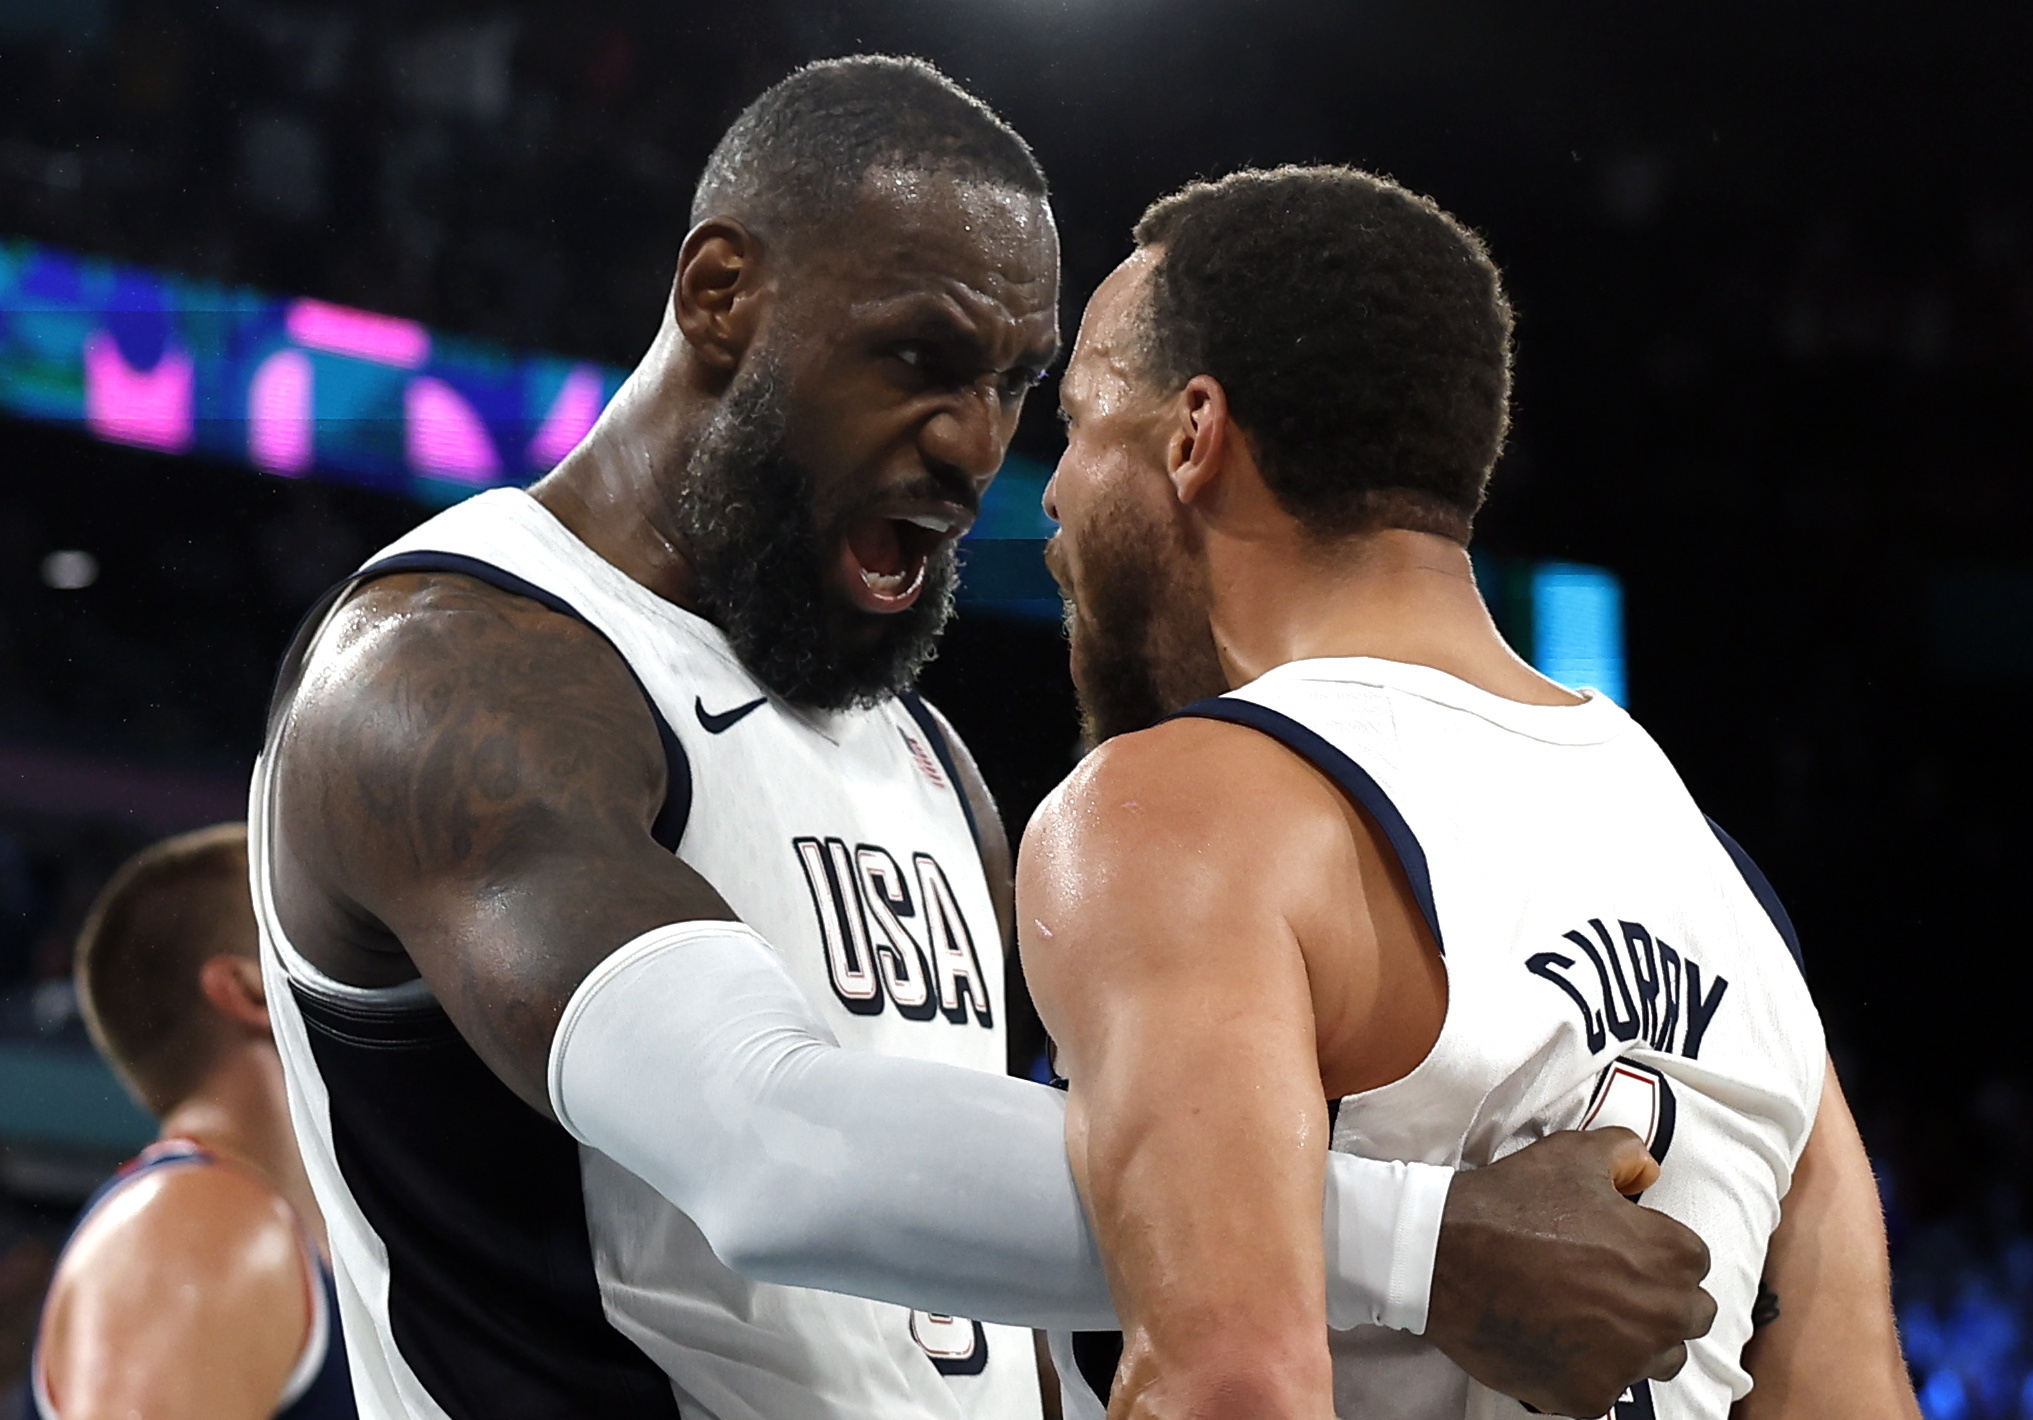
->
[793,837,995,1027]
[1525,917,1731,1060]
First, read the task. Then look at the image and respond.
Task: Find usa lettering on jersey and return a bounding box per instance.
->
[1525,917,1730,1060]
[793,837,995,1027]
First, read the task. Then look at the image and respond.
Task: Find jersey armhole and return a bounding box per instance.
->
[1165,695,1444,954]
[1706,818,1805,970]
[268,550,693,853]
[897,691,982,850]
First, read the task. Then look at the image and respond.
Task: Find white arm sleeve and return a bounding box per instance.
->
[548,920,1448,1332]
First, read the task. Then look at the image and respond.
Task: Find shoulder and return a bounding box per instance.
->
[278,571,669,859]
[1019,716,1358,956]
[50,1162,307,1324]
[296,570,645,720]
[40,1162,313,1411]
[1025,715,1352,870]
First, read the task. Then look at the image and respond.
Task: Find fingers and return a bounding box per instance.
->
[1580,1125,1661,1195]
[1644,1342,1690,1383]
[1688,1282,1718,1340]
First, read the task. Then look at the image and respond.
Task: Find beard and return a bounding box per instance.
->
[675,359,958,711]
[1050,481,1228,746]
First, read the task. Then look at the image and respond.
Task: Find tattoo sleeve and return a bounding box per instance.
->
[275,572,735,1113]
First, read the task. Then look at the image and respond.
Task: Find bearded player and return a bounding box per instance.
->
[1023,166,1919,1419]
[257,62,1714,1420]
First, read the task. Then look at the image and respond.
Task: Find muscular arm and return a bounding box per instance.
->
[273,577,1708,1358]
[274,573,734,1111]
[37,1167,311,1420]
[1020,725,1345,1420]
[1732,1058,1920,1419]
[275,575,1118,1324]
[1021,719,1719,1420]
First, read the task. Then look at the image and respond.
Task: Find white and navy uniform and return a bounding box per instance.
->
[250,489,1041,1420]
[1053,657,1824,1420]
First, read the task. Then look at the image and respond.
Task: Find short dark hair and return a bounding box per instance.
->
[692,55,1047,247]
[1134,166,1513,543]
[74,823,255,1116]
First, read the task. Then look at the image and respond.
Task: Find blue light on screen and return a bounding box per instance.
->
[1531,562,1627,705]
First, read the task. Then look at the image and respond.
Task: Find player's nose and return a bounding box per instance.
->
[919,383,1008,494]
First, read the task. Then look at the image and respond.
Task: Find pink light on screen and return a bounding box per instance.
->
[527,364,606,470]
[83,329,194,454]
[286,297,430,368]
[405,376,501,484]
[247,349,314,475]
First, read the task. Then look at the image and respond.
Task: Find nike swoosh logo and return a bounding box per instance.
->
[695,695,768,734]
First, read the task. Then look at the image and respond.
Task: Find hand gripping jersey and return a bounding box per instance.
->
[1053,657,1824,1420]
[251,489,1039,1420]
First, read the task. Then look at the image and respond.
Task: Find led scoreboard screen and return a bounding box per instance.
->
[0,236,627,504]
[0,235,1624,701]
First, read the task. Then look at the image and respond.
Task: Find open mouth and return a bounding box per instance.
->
[837,506,970,614]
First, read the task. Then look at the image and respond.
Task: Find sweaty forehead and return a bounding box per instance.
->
[802,170,1060,330]
[1064,249,1160,406]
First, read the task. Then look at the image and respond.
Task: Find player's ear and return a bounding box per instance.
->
[1166,374,1231,507]
[672,217,769,375]
[199,954,272,1037]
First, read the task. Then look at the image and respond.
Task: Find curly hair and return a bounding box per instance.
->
[1133,166,1513,543]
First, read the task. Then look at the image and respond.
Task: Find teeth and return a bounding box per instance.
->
[863,568,909,593]
[904,512,959,534]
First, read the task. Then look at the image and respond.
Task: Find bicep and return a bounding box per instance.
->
[1020,740,1338,1355]
[1732,1057,1920,1419]
[277,575,735,1108]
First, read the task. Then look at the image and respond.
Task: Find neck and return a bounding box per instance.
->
[1205,527,1581,706]
[159,1041,326,1251]
[531,316,712,608]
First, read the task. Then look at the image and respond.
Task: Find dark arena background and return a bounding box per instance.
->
[0,2,2028,1415]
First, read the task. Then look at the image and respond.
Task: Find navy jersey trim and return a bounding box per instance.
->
[1706,819,1804,970]
[282,1260,358,1420]
[292,985,684,1419]
[897,691,983,850]
[353,551,692,852]
[1166,696,1444,954]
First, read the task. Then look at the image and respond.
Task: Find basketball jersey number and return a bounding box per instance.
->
[909,1310,988,1376]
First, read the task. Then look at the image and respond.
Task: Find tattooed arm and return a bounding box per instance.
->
[267,573,1125,1326]
[270,572,733,1113]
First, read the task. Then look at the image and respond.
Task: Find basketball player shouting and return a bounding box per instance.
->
[1022,166,1921,1419]
[258,61,1711,1420]
[26,825,353,1420]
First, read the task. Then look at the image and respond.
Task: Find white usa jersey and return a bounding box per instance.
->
[251,488,1040,1420]
[1221,658,1821,1420]
[1054,656,1823,1420]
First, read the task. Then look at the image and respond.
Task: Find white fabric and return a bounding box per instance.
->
[550,919,1109,1327]
[1225,658,1825,1420]
[1323,1157,1453,1333]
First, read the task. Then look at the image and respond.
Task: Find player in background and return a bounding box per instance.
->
[24,824,353,1420]
[1022,166,1919,1420]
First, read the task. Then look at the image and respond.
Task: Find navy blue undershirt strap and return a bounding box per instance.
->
[1706,819,1805,970]
[1164,696,1444,955]
[274,551,693,853]
[897,691,983,850]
